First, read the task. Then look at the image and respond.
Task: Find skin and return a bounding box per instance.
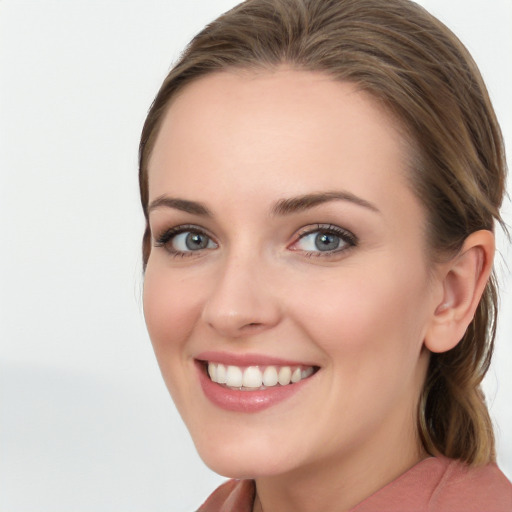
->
[143,69,479,511]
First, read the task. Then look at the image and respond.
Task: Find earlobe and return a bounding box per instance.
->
[424,230,495,354]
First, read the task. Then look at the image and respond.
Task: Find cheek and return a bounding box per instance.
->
[288,264,432,441]
[142,263,202,371]
[292,258,431,370]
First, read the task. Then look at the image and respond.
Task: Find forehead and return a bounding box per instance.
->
[148,68,417,217]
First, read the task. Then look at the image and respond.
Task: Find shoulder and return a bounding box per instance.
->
[196,479,255,512]
[351,456,512,512]
[196,459,512,512]
[430,457,512,512]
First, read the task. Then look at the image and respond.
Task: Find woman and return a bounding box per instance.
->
[139,0,511,510]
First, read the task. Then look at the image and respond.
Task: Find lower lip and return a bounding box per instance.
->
[196,362,315,413]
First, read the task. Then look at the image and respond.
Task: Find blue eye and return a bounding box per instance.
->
[172,231,216,251]
[293,225,356,255]
[155,226,217,256]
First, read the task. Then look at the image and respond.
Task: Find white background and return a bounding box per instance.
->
[0,1,510,511]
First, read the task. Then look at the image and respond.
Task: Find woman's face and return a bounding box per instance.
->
[143,69,440,478]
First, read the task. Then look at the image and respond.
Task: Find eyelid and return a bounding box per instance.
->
[289,223,358,255]
[152,222,356,258]
[153,224,218,256]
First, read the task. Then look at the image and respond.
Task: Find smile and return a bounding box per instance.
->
[196,355,320,412]
[207,362,316,390]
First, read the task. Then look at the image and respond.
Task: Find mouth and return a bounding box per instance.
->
[203,361,318,391]
[195,352,321,412]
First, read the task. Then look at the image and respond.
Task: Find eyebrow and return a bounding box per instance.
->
[147,190,380,217]
[148,195,212,216]
[271,191,380,216]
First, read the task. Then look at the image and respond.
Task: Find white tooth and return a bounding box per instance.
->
[278,366,292,386]
[262,366,279,387]
[225,365,243,387]
[291,367,302,383]
[302,367,314,379]
[242,366,263,388]
[216,364,227,384]
[208,362,216,381]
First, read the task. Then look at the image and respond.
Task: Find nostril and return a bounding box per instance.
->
[201,282,282,337]
[244,322,264,330]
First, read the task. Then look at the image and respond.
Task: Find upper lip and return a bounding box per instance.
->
[195,350,319,368]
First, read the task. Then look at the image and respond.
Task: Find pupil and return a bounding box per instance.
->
[315,233,340,251]
[186,232,208,250]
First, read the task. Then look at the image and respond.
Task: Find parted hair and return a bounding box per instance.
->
[139,0,507,465]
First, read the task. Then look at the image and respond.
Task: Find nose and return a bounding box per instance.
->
[201,254,282,339]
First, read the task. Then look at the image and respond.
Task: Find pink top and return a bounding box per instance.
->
[197,456,512,511]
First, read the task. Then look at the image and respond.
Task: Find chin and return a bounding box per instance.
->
[191,428,298,479]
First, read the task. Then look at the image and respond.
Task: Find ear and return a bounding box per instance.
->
[424,230,495,353]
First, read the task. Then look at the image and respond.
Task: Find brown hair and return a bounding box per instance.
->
[139,0,507,465]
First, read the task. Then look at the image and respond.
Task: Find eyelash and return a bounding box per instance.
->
[154,224,218,258]
[153,223,358,258]
[292,224,357,258]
